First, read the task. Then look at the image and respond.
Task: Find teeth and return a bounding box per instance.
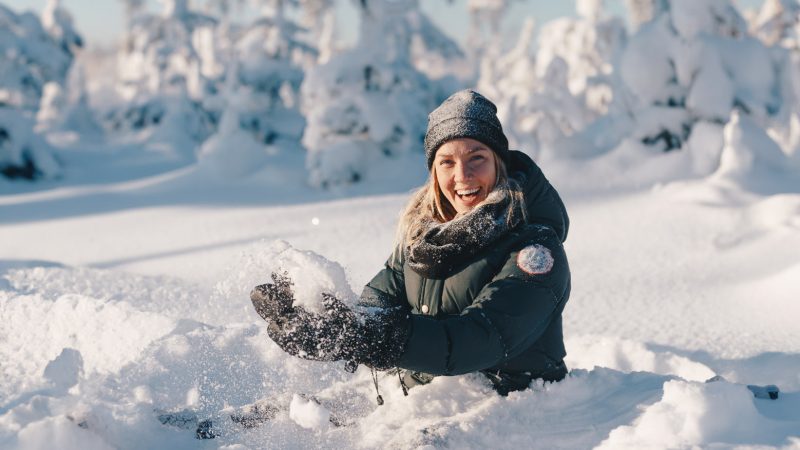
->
[457,188,480,196]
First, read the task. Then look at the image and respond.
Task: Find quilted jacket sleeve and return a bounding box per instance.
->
[358,247,408,310]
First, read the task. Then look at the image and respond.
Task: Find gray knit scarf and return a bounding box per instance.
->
[404,181,525,279]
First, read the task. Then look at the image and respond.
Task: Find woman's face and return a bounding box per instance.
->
[434,138,497,215]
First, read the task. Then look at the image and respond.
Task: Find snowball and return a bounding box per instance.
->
[251,240,356,314]
[289,394,330,430]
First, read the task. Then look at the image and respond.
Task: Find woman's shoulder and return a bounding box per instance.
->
[492,224,569,284]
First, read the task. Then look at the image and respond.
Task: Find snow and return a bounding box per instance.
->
[1,0,800,448]
[2,154,799,448]
[289,394,331,430]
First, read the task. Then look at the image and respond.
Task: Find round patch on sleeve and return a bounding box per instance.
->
[516,244,554,275]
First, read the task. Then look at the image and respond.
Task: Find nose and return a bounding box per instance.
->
[454,161,472,183]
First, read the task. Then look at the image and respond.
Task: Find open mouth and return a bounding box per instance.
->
[456,187,481,201]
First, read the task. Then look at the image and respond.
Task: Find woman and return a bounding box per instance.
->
[251,90,570,397]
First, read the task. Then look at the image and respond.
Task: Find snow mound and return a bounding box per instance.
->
[0,291,175,400]
[711,111,799,194]
[213,240,357,317]
[599,379,800,449]
[566,335,716,381]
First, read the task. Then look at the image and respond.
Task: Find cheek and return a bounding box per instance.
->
[480,166,497,189]
[435,168,452,192]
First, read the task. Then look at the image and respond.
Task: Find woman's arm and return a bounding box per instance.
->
[358,248,408,309]
[398,236,570,376]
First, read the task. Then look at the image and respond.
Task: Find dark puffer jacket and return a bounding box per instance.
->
[360,151,570,385]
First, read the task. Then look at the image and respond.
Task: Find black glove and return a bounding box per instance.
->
[250,273,410,370]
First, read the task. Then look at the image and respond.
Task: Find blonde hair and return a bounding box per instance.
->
[395,154,527,251]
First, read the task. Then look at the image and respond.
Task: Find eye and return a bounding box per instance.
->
[439,159,454,167]
[469,155,487,167]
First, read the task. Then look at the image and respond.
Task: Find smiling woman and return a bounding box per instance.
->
[433,139,498,215]
[251,89,571,398]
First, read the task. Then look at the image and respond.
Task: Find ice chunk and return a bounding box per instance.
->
[289,394,330,430]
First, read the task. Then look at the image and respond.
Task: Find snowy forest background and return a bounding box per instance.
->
[2,0,800,449]
[2,0,800,189]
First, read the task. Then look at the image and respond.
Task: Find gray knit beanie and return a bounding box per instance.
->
[424,89,509,169]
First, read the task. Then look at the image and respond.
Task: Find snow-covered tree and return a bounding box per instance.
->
[121,0,147,29]
[197,66,272,178]
[0,108,60,180]
[616,0,774,154]
[749,0,800,48]
[0,3,83,179]
[624,0,666,30]
[109,0,217,158]
[36,65,102,135]
[296,0,336,63]
[42,0,83,55]
[466,0,510,62]
[301,0,437,187]
[535,0,626,115]
[209,0,314,151]
[477,1,625,157]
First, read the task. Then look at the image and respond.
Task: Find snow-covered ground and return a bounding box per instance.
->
[1,134,799,449]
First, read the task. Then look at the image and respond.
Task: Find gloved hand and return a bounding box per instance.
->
[250,272,410,370]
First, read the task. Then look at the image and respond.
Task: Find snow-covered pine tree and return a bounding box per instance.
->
[42,0,83,56]
[109,0,216,159]
[36,64,103,135]
[617,0,776,157]
[0,2,82,179]
[749,0,800,48]
[226,0,316,149]
[624,0,666,30]
[536,0,626,116]
[747,0,800,164]
[296,0,335,63]
[466,0,510,64]
[197,65,271,178]
[477,0,625,157]
[300,0,436,187]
